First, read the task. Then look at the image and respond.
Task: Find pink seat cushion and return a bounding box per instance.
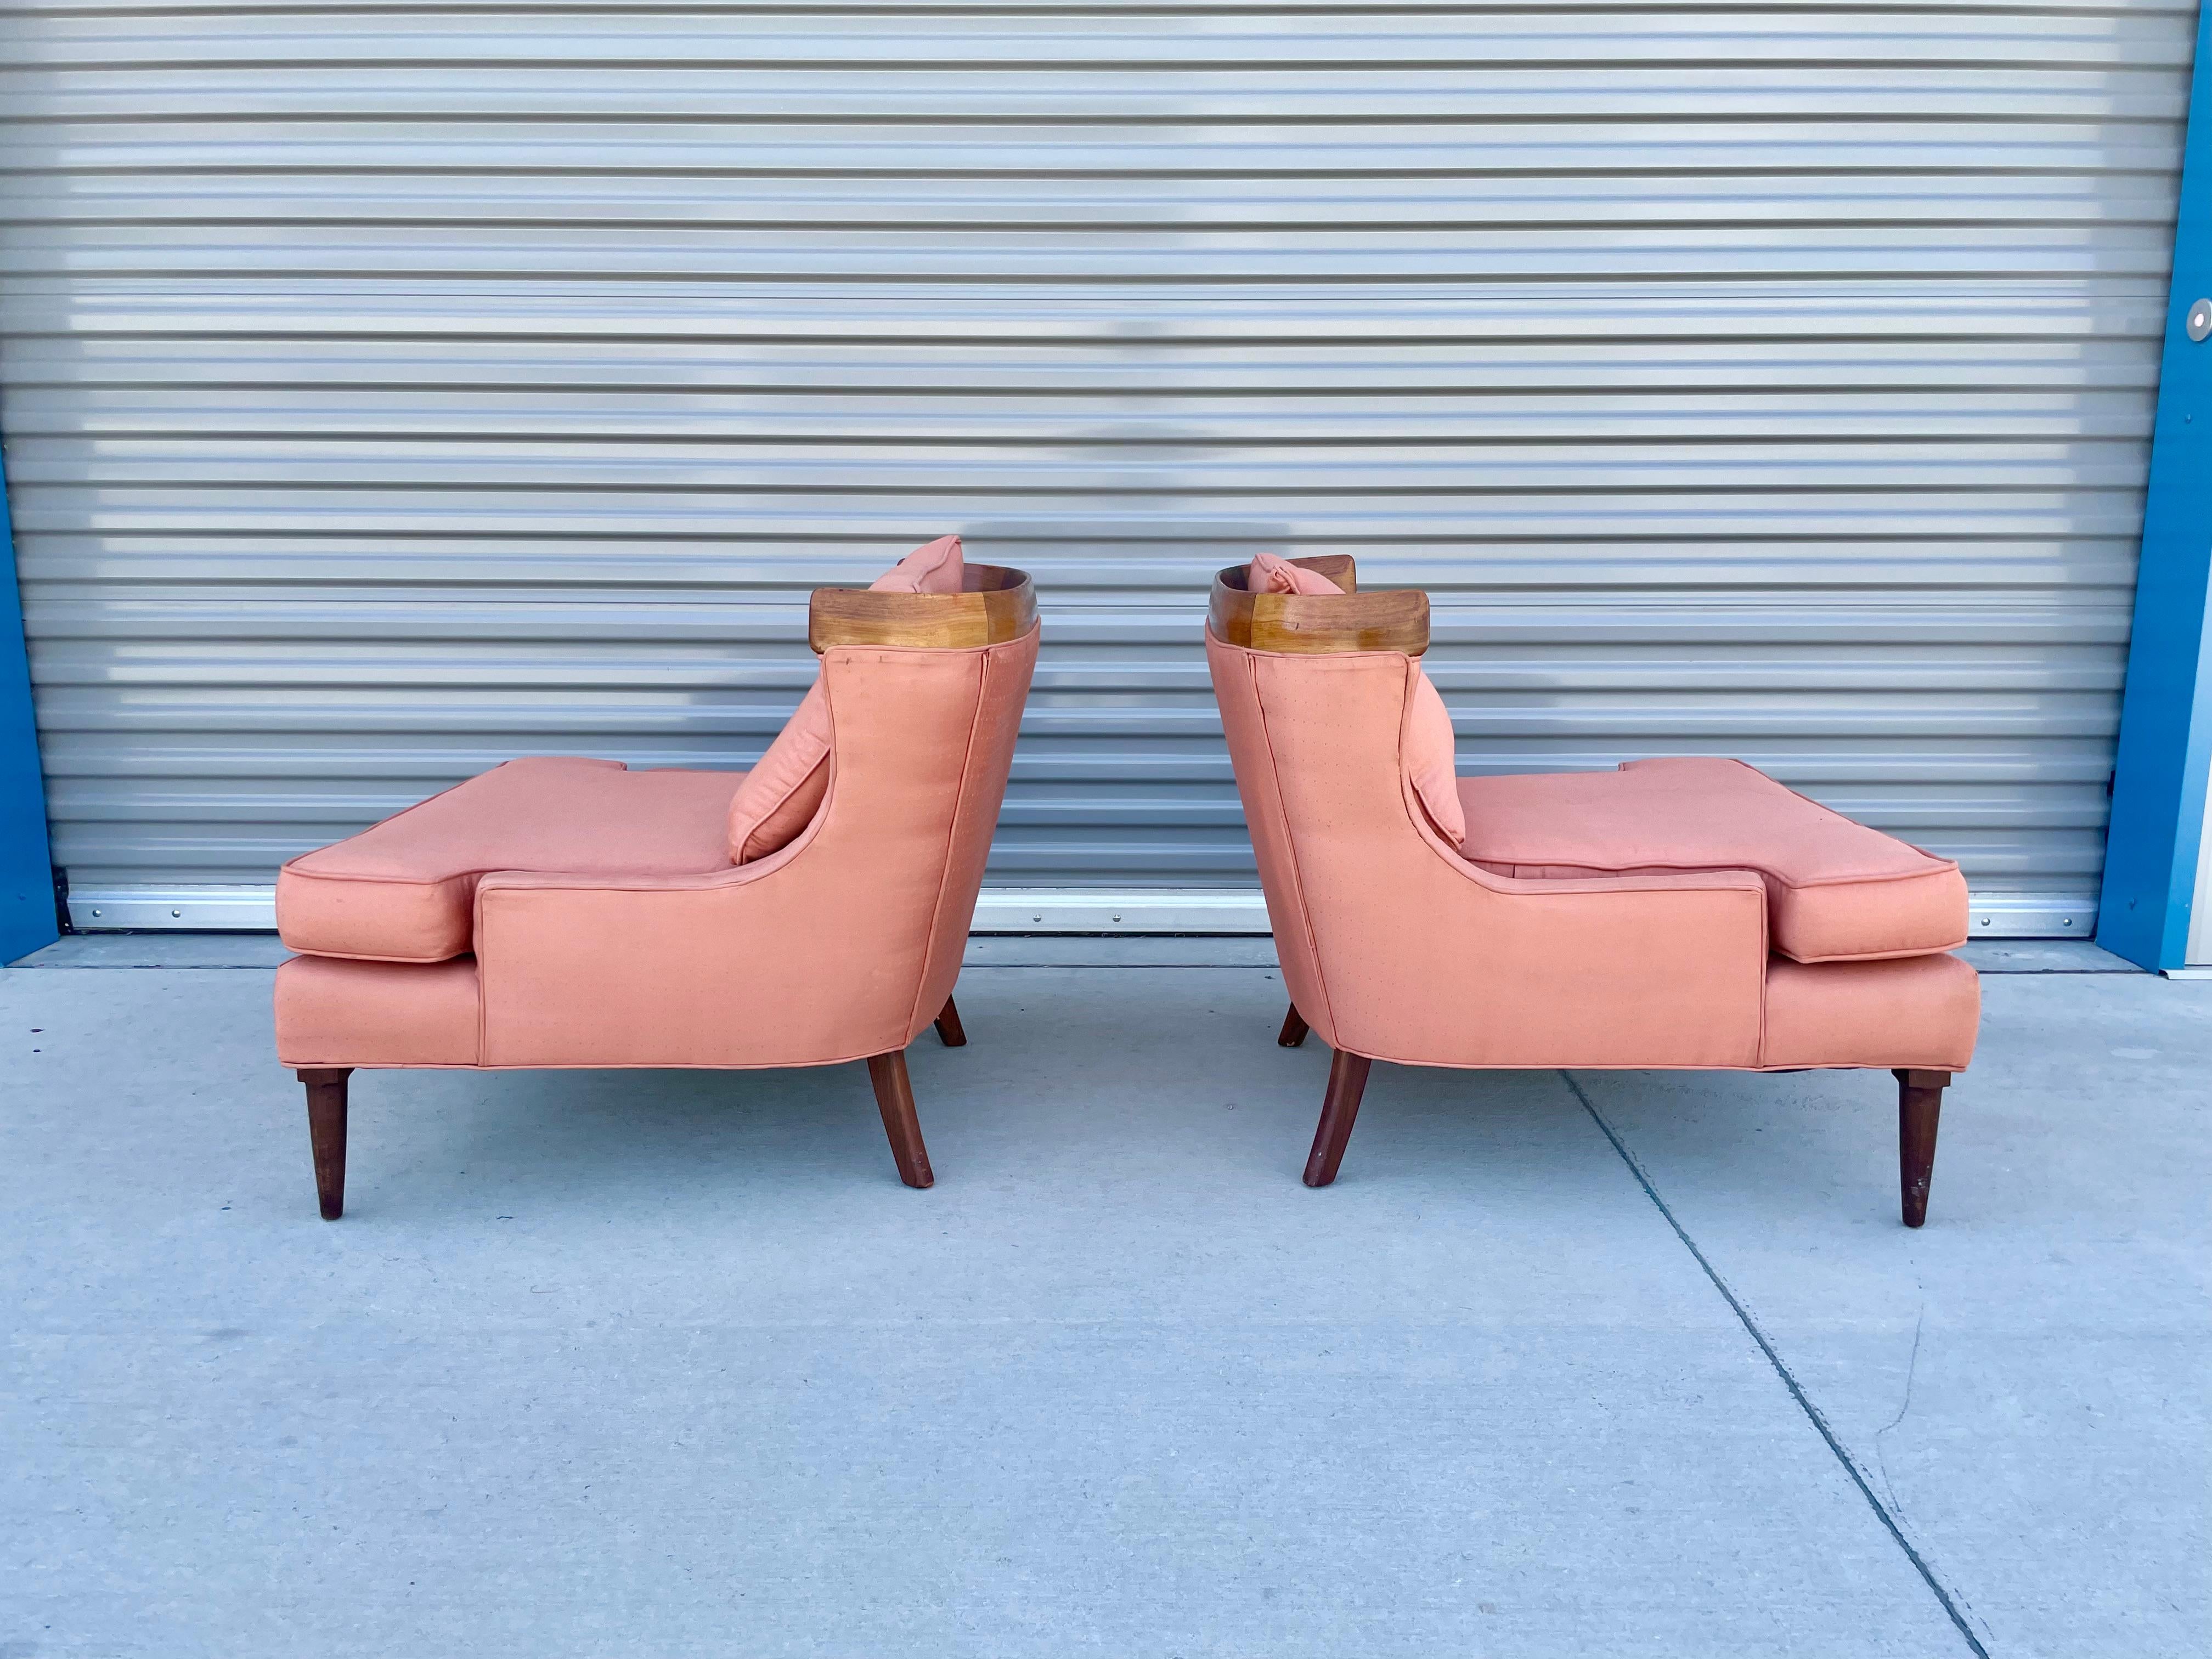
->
[1247,554,1465,848]
[278,757,742,962]
[1456,757,1968,962]
[727,534,965,862]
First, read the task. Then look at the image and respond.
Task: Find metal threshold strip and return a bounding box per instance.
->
[61,885,2096,939]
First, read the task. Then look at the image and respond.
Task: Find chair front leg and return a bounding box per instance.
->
[296,1068,353,1220]
[1303,1050,1372,1188]
[933,996,967,1048]
[866,1051,936,1189]
[1893,1068,1950,1228]
[1277,1003,1309,1047]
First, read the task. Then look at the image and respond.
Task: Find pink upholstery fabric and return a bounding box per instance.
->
[907,627,1034,1037]
[725,689,833,865]
[1209,632,1769,1066]
[1210,628,1337,1045]
[275,955,482,1067]
[1761,955,1979,1070]
[277,758,742,962]
[878,533,965,595]
[472,628,1038,1067]
[1248,552,1346,596]
[1457,758,1968,962]
[727,535,966,863]
[1403,672,1466,849]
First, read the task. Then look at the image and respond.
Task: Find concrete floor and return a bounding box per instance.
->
[1,939,2204,1657]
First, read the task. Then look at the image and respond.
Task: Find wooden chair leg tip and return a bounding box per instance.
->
[301,1067,351,1225]
[867,1050,937,1190]
[1301,1051,1369,1189]
[1894,1068,1946,1232]
[933,996,968,1047]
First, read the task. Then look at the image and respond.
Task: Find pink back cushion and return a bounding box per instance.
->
[1404,671,1465,849]
[874,533,964,596]
[726,535,966,862]
[1249,551,1346,596]
[1246,554,1464,850]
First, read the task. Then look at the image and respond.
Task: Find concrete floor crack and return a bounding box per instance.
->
[1876,1296,1928,1515]
[1560,1069,1991,1659]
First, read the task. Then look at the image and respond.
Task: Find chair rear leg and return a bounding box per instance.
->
[1303,1050,1373,1188]
[1893,1068,1950,1228]
[297,1068,352,1220]
[866,1051,936,1188]
[934,996,967,1048]
[1277,1003,1309,1047]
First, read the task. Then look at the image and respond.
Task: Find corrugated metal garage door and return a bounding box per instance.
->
[0,0,2196,934]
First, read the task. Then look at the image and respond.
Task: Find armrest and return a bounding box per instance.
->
[1314,843,1771,1069]
[469,850,933,1069]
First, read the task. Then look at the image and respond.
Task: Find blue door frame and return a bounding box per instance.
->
[2098,1,2212,972]
[1,439,60,963]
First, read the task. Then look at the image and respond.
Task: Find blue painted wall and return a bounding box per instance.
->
[2099,3,2212,972]
[0,441,60,963]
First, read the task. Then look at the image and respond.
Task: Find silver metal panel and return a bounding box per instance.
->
[0,1,2194,931]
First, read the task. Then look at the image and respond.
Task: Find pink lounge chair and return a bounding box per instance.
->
[272,560,1037,1216]
[1207,555,1978,1225]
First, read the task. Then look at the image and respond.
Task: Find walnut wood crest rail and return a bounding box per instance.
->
[1207,555,1429,656]
[811,562,1037,652]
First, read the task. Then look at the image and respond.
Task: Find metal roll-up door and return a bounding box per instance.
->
[0,1,2194,934]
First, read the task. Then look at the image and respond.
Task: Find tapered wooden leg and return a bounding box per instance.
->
[1893,1068,1949,1228]
[1277,1003,1309,1047]
[934,996,967,1048]
[866,1051,935,1189]
[296,1067,352,1220]
[1303,1050,1373,1188]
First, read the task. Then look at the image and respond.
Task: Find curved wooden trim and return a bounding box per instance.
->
[1209,562,1428,656]
[810,563,1036,652]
